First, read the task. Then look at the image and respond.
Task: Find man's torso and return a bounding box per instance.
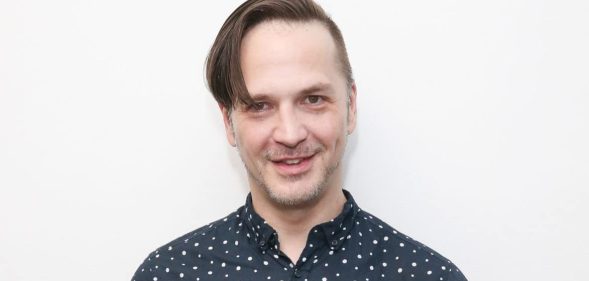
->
[132,191,467,281]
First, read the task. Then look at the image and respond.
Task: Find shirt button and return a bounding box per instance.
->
[294,268,302,278]
[258,240,267,250]
[331,240,338,246]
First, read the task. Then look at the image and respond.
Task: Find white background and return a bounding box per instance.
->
[1,1,588,280]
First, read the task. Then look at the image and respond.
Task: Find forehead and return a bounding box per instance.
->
[240,20,344,97]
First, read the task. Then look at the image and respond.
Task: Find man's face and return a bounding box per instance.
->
[222,20,356,207]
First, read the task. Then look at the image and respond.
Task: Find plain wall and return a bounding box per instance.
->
[1,1,588,280]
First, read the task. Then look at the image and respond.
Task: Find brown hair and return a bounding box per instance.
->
[205,0,353,113]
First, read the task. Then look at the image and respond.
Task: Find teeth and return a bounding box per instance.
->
[284,159,302,165]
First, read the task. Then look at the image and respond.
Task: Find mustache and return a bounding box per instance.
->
[264,145,323,160]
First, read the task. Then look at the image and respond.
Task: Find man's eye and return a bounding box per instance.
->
[249,102,269,112]
[305,95,323,104]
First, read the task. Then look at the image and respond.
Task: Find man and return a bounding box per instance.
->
[132,1,467,280]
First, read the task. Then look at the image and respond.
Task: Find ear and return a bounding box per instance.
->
[347,83,358,135]
[219,104,237,147]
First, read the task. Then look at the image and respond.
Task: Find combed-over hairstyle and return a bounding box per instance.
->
[205,0,354,112]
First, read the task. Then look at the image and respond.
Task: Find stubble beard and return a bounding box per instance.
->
[239,144,341,208]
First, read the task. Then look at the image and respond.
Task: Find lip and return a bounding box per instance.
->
[270,154,315,176]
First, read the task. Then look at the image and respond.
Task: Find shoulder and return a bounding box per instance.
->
[131,208,243,281]
[353,209,468,280]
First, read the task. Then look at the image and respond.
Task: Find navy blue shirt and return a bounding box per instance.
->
[132,190,467,281]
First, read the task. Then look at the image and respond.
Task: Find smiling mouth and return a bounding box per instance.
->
[271,154,314,164]
[270,154,316,175]
[280,158,306,165]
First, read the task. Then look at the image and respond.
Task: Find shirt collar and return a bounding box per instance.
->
[241,190,360,252]
[242,195,277,251]
[317,190,360,250]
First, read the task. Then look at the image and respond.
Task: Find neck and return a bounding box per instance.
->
[250,185,347,263]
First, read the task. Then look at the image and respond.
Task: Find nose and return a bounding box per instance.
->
[272,105,308,148]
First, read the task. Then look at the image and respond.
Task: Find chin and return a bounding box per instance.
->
[263,170,333,207]
[247,158,340,207]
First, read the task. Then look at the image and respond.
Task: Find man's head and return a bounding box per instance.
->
[206,0,356,208]
[206,0,354,113]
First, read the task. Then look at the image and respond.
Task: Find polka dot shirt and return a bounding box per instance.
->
[132,190,467,281]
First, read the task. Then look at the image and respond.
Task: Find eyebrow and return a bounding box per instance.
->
[299,83,333,95]
[247,82,334,101]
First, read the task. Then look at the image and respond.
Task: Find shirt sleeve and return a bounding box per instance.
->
[446,267,468,281]
[131,252,160,281]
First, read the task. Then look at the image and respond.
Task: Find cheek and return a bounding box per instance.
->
[234,122,272,153]
[306,113,347,146]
